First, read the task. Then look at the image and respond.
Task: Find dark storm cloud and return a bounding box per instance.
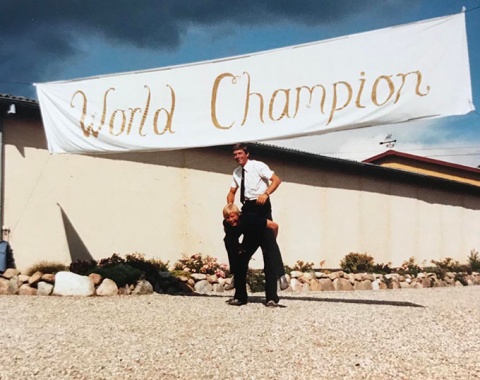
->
[0,0,414,97]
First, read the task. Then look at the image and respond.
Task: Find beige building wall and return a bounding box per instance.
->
[3,117,480,272]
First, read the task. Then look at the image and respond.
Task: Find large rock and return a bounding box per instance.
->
[41,273,55,283]
[18,284,37,295]
[18,274,30,284]
[333,278,354,291]
[133,280,154,295]
[194,279,213,293]
[318,278,335,291]
[1,268,20,279]
[0,278,9,295]
[290,278,304,292]
[53,271,95,296]
[88,273,103,286]
[28,271,43,286]
[8,277,19,294]
[354,280,373,291]
[191,273,207,281]
[96,278,119,296]
[309,279,321,291]
[37,281,54,296]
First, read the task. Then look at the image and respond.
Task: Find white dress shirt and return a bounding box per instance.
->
[231,159,274,201]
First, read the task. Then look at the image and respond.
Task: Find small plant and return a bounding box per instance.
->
[293,260,314,272]
[90,263,142,288]
[25,261,68,276]
[246,268,265,293]
[125,253,170,273]
[97,253,125,268]
[173,253,229,278]
[372,262,392,275]
[69,259,98,275]
[468,249,480,272]
[398,257,422,277]
[340,252,374,273]
[431,257,461,280]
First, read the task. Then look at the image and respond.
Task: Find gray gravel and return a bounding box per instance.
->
[1,286,479,379]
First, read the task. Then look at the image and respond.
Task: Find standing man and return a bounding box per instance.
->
[227,143,281,219]
[224,143,288,291]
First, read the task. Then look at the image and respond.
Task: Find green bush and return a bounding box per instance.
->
[468,249,480,272]
[340,252,374,273]
[25,261,68,276]
[69,259,98,275]
[246,269,265,293]
[97,253,125,268]
[293,260,314,272]
[90,263,142,288]
[431,257,462,280]
[372,262,392,274]
[398,257,422,277]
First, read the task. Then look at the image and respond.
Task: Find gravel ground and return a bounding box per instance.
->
[0,286,479,380]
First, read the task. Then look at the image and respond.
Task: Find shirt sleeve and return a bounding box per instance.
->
[257,161,274,181]
[230,167,241,189]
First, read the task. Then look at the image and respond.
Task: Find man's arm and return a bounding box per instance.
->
[227,187,237,204]
[257,173,281,205]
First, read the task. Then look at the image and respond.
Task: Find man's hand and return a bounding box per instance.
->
[256,193,269,205]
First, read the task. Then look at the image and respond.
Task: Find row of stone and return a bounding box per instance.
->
[187,270,480,293]
[1,268,479,296]
[0,269,155,296]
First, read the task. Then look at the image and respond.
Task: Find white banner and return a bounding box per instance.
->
[36,13,474,154]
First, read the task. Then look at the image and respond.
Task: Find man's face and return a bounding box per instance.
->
[225,212,240,226]
[233,149,249,167]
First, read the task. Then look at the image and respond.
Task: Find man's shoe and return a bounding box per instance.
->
[228,299,247,306]
[224,277,235,290]
[266,300,279,307]
[279,275,289,290]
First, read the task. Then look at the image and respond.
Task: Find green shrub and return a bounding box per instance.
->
[98,253,125,268]
[69,259,98,275]
[398,257,422,277]
[431,257,462,279]
[468,249,480,272]
[293,260,314,272]
[25,261,68,276]
[246,269,265,293]
[124,253,171,292]
[90,263,142,288]
[372,262,392,275]
[340,252,374,273]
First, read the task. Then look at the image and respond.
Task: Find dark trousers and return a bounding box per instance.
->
[223,198,284,277]
[233,228,282,303]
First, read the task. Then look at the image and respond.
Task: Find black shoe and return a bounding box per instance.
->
[265,300,279,307]
[279,275,289,290]
[228,299,247,306]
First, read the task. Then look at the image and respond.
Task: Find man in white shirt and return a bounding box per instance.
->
[224,143,288,299]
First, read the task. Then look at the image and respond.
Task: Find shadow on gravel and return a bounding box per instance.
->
[184,293,424,308]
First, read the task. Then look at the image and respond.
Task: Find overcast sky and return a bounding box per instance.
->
[1,1,479,166]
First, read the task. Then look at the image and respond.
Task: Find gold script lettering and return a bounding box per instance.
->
[211,73,236,129]
[154,85,176,135]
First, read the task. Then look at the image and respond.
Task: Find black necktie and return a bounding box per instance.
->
[240,167,245,204]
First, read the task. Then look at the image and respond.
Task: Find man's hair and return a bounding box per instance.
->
[232,143,249,154]
[223,203,240,218]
